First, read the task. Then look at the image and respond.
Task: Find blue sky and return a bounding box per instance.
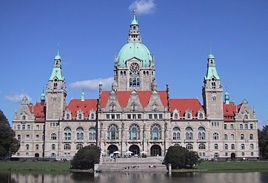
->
[0,0,267,128]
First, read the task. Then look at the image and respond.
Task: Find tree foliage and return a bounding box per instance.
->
[259,125,268,159]
[0,110,20,159]
[164,145,199,169]
[71,145,101,170]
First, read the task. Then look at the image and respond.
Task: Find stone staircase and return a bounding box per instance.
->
[97,156,167,172]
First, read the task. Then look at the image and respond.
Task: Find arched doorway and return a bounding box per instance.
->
[231,153,236,160]
[150,145,161,156]
[129,145,140,156]
[34,153,39,158]
[107,145,118,155]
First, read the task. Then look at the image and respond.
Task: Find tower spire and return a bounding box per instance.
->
[128,14,141,43]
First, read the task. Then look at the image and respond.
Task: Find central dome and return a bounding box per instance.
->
[117,42,153,68]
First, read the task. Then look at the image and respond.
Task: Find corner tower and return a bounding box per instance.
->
[202,54,223,120]
[46,51,67,120]
[114,15,155,91]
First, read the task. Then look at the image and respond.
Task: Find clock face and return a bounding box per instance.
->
[130,63,139,73]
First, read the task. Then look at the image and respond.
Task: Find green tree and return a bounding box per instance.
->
[164,145,199,169]
[71,145,101,170]
[0,110,20,159]
[259,125,268,159]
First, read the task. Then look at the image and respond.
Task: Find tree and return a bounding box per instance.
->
[0,110,20,159]
[259,125,268,159]
[71,145,101,170]
[164,145,199,169]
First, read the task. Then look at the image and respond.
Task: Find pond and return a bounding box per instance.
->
[1,172,268,183]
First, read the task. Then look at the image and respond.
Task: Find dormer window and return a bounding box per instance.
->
[185,111,192,119]
[197,111,204,119]
[77,110,84,120]
[173,110,179,120]
[22,115,26,120]
[65,111,71,120]
[90,112,95,120]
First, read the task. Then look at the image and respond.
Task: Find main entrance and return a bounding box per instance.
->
[129,145,140,155]
[107,145,118,155]
[150,145,161,156]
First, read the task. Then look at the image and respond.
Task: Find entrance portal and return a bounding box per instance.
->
[129,145,140,156]
[107,145,118,155]
[231,153,236,160]
[34,153,39,158]
[150,145,161,156]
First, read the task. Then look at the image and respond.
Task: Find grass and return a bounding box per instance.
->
[0,161,71,173]
[197,160,268,172]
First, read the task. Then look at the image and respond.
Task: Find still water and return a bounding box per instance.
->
[1,172,268,183]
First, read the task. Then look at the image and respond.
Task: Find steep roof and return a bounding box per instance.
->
[170,99,204,118]
[65,99,98,119]
[28,102,46,122]
[100,90,168,108]
[223,101,237,122]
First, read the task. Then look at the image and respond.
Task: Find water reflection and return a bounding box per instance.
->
[0,172,267,183]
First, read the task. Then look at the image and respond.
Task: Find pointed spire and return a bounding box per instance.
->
[49,50,64,81]
[81,92,85,101]
[205,52,220,80]
[128,13,141,43]
[54,49,61,60]
[224,92,230,105]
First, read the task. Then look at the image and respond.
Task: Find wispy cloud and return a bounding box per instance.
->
[5,94,31,103]
[129,0,156,15]
[70,77,114,91]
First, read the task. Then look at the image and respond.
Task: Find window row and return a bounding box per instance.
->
[172,110,205,120]
[64,111,95,120]
[224,123,254,130]
[63,127,96,141]
[16,124,42,130]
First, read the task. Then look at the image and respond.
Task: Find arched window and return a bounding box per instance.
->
[89,127,96,141]
[172,127,180,140]
[129,124,140,140]
[224,134,228,140]
[64,127,71,140]
[241,144,245,150]
[240,134,244,140]
[52,144,56,150]
[90,112,95,120]
[17,124,21,130]
[213,132,219,140]
[250,144,254,149]
[231,144,235,149]
[151,124,161,140]
[249,134,253,140]
[231,134,234,140]
[186,143,193,150]
[76,127,84,141]
[240,124,243,129]
[173,110,179,120]
[36,144,39,150]
[214,144,218,149]
[185,111,192,119]
[17,135,21,141]
[185,127,193,140]
[64,143,71,150]
[51,133,57,140]
[26,144,29,150]
[107,124,119,140]
[198,127,206,140]
[225,144,228,150]
[66,113,70,120]
[199,143,206,150]
[76,143,83,150]
[198,111,204,119]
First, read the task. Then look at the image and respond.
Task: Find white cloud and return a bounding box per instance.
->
[70,77,114,91]
[5,94,31,103]
[129,0,155,15]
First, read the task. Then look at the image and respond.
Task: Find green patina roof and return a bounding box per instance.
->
[117,42,152,68]
[205,66,220,80]
[131,15,138,25]
[49,67,64,81]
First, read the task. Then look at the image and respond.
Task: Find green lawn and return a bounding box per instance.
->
[198,161,268,172]
[0,161,71,173]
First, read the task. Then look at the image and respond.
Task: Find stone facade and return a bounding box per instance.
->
[12,16,259,160]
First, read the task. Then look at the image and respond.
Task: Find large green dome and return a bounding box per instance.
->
[117,42,153,68]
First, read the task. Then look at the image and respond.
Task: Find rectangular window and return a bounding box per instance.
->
[111,114,115,120]
[106,114,110,119]
[224,124,227,129]
[250,124,254,129]
[128,114,131,119]
[245,124,248,129]
[36,124,40,130]
[149,114,152,119]
[154,114,158,119]
[159,114,163,119]
[116,114,120,119]
[138,114,142,119]
[133,114,136,119]
[231,124,234,129]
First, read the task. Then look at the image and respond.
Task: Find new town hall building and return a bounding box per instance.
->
[12,16,259,160]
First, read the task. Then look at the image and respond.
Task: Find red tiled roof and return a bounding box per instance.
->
[28,102,46,122]
[66,99,98,118]
[223,102,237,122]
[170,99,204,117]
[100,90,168,108]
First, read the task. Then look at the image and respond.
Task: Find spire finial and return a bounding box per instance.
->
[81,91,85,102]
[131,9,138,25]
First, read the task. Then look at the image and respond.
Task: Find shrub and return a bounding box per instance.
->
[164,145,199,169]
[71,145,101,170]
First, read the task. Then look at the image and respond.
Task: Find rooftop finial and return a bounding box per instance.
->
[81,91,85,102]
[131,9,138,25]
